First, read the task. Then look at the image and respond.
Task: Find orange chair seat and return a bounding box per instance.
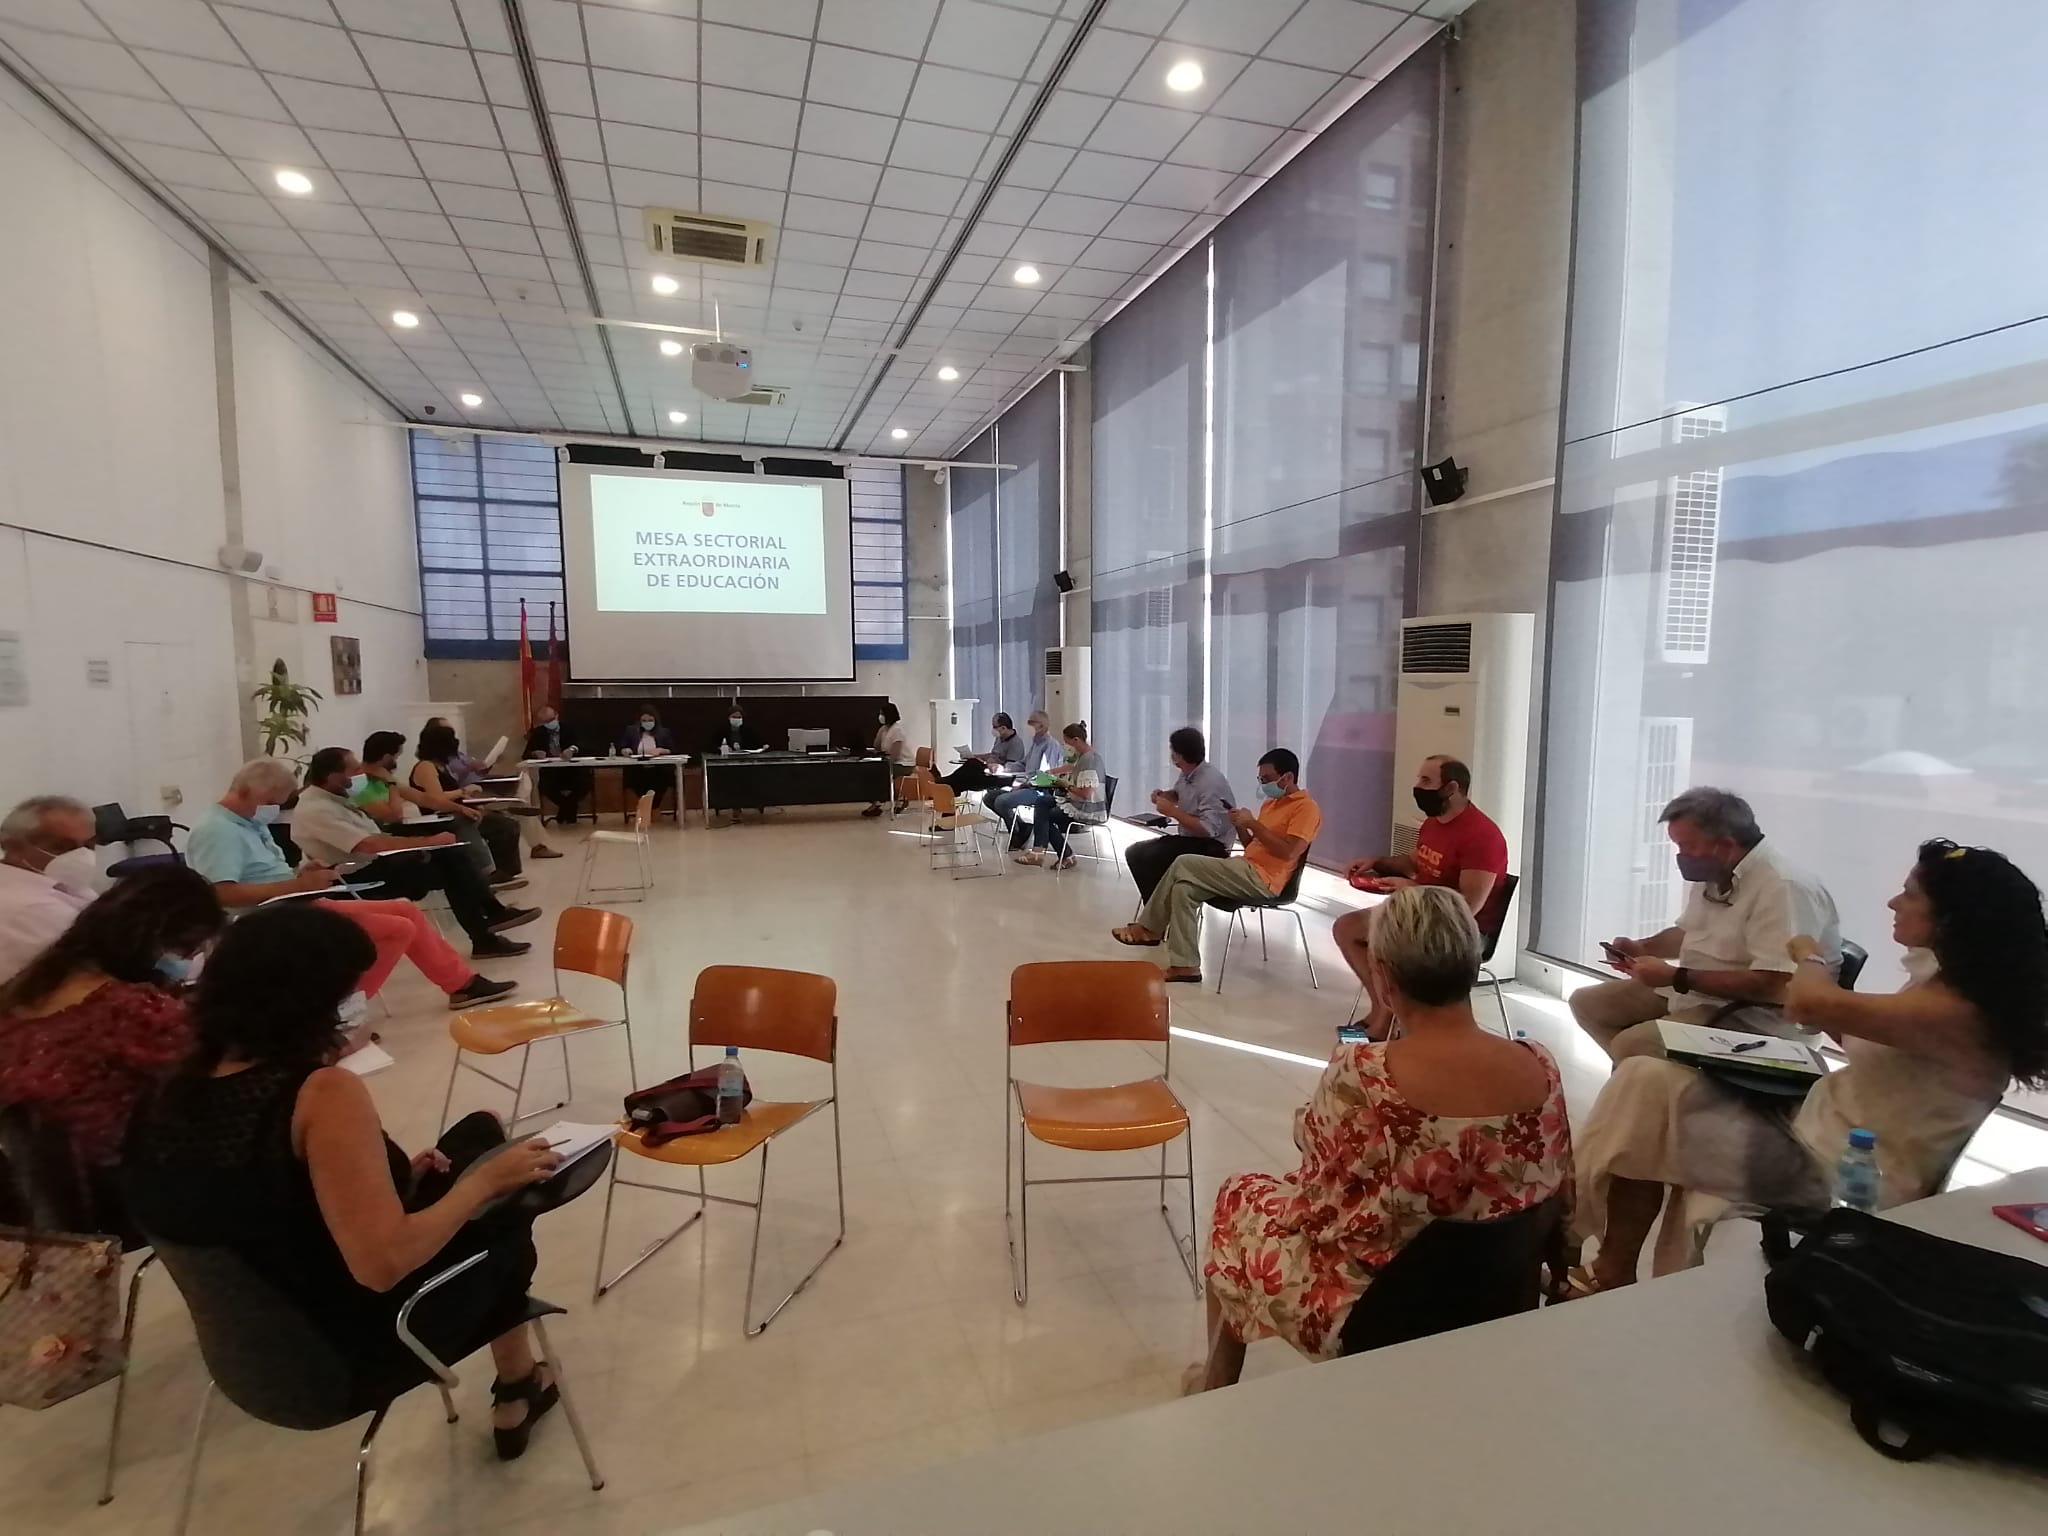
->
[451,998,619,1054]
[613,1099,826,1166]
[1014,1078,1188,1152]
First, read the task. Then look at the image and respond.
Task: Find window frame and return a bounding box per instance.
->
[412,432,565,662]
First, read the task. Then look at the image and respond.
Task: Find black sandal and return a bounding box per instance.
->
[490,1365,559,1461]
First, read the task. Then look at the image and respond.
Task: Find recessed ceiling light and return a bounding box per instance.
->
[273,168,314,196]
[668,410,688,425]
[1165,60,1205,93]
[1012,264,1042,286]
[891,428,910,440]
[937,365,960,381]
[659,338,684,356]
[459,392,483,408]
[391,310,419,329]
[650,273,679,296]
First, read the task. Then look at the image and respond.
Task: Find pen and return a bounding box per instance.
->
[1728,1039,1769,1054]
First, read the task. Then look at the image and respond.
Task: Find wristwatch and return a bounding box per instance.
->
[1672,967,1693,995]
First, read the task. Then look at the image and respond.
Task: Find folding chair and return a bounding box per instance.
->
[1207,845,1319,993]
[438,907,636,1132]
[1005,961,1198,1305]
[577,790,654,903]
[592,965,844,1336]
[1049,775,1121,874]
[927,783,1003,878]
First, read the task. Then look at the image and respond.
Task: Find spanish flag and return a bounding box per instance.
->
[517,598,535,732]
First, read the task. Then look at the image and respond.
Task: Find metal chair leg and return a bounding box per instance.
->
[435,1383,458,1423]
[1484,969,1511,1037]
[99,1251,157,1504]
[435,1050,461,1135]
[1004,1096,1030,1306]
[1293,909,1320,989]
[744,1134,845,1337]
[171,1380,216,1536]
[352,1403,389,1536]
[531,1319,605,1491]
[1214,910,1241,994]
[1257,907,1269,960]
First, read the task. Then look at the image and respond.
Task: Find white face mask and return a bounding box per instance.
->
[43,846,101,895]
[336,990,371,1030]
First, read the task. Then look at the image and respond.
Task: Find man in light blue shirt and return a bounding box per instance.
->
[1126,727,1237,902]
[986,710,1061,837]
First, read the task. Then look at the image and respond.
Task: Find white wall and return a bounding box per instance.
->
[0,70,423,820]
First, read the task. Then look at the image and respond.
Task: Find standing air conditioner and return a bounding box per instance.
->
[1042,645,1091,731]
[1391,613,1535,902]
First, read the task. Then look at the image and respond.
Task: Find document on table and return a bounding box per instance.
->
[340,1042,396,1076]
[1659,1021,1823,1076]
[531,1120,617,1177]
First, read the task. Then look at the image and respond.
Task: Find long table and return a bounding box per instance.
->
[701,751,895,817]
[672,1170,2048,1535]
[516,755,690,823]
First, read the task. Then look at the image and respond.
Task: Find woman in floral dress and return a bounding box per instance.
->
[1191,886,1575,1390]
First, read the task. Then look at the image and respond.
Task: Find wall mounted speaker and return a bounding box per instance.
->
[1420,457,1467,507]
[1053,570,1075,593]
[216,543,264,573]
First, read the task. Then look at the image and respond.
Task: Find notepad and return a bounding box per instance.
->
[484,735,508,767]
[1659,1020,1823,1076]
[340,1042,395,1076]
[530,1120,616,1177]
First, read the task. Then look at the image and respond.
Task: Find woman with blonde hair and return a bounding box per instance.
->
[1189,885,1574,1390]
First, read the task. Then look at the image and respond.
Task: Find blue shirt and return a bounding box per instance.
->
[1175,762,1237,841]
[185,803,293,892]
[1020,732,1062,776]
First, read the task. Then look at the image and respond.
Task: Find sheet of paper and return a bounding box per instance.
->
[340,1042,395,1076]
[485,734,508,766]
[531,1120,616,1176]
[1659,1021,1817,1067]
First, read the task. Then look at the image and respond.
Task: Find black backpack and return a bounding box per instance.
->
[1764,1207,2048,1465]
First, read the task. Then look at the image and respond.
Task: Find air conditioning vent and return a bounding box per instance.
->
[643,208,773,268]
[1401,621,1474,675]
[1044,648,1065,678]
[730,387,786,408]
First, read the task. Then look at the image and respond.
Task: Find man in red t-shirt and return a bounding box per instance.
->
[1333,756,1509,1036]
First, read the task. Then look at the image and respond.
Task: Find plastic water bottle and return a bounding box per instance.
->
[1833,1127,1880,1211]
[716,1045,744,1127]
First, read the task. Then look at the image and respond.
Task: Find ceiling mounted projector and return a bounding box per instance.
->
[692,342,754,401]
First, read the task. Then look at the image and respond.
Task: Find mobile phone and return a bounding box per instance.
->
[1993,1202,2048,1243]
[1600,941,1627,963]
[1336,1023,1369,1044]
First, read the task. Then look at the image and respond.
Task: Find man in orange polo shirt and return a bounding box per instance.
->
[1113,748,1322,984]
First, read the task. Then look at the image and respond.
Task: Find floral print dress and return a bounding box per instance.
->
[1205,1040,1575,1359]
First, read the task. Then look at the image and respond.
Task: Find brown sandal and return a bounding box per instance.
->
[1112,925,1161,947]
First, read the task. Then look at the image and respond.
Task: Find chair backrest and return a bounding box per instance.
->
[0,1102,95,1233]
[690,965,837,1062]
[553,905,633,986]
[1337,1193,1563,1356]
[1270,843,1315,906]
[630,790,655,831]
[1009,961,1168,1047]
[928,783,958,816]
[1100,774,1119,815]
[148,1237,358,1429]
[1837,938,1869,991]
[1478,873,1521,965]
[914,745,934,770]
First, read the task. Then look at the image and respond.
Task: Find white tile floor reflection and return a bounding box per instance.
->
[5,812,2043,1534]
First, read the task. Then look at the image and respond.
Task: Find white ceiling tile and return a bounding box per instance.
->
[1027,191,1119,236]
[266,75,399,135]
[1097,0,1181,32]
[1026,90,1109,148]
[209,219,309,253]
[853,238,928,276]
[704,0,818,39]
[276,198,373,233]
[583,7,696,75]
[433,182,528,221]
[701,23,810,97]
[0,0,106,38]
[790,152,880,201]
[903,63,1010,132]
[493,107,542,154]
[1168,115,1279,173]
[190,109,318,163]
[888,121,986,177]
[697,181,786,221]
[57,88,211,149]
[88,0,244,57]
[535,59,595,117]
[253,253,336,284]
[338,171,441,211]
[126,141,250,193]
[697,87,802,148]
[410,265,491,296]
[469,247,551,280]
[1264,0,1405,71]
[334,0,467,44]
[777,228,856,266]
[475,52,527,107]
[701,137,793,189]
[1100,202,1189,242]
[1085,99,1196,158]
[1052,148,1150,200]
[1077,234,1156,271]
[385,94,501,148]
[861,206,945,247]
[1120,41,1250,112]
[412,140,516,186]
[1007,227,1088,264]
[874,166,966,216]
[593,69,696,130]
[925,0,1048,72]
[806,43,916,115]
[1164,0,1290,54]
[816,0,938,56]
[357,36,484,99]
[1030,289,1104,320]
[213,9,374,86]
[176,188,286,226]
[606,165,698,207]
[1058,27,1148,97]
[514,155,555,194]
[796,103,898,164]
[1001,142,1072,191]
[521,0,585,62]
[306,127,418,174]
[599,122,698,176]
[841,268,917,300]
[320,258,410,287]
[1050,263,1126,297]
[1209,58,1342,128]
[960,220,1018,256]
[784,192,869,237]
[1132,161,1236,210]
[133,51,287,117]
[945,253,996,283]
[552,115,604,160]
[979,184,1043,224]
[453,217,541,254]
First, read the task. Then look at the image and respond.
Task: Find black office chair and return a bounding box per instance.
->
[1051,775,1120,872]
[1835,938,1869,992]
[1337,1193,1565,1356]
[153,1234,606,1536]
[1344,873,1522,1040]
[92,802,188,880]
[1206,845,1319,993]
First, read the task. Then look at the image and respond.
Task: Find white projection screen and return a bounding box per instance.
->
[558,463,854,682]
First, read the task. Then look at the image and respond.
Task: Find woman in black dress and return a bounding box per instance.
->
[125,905,565,1458]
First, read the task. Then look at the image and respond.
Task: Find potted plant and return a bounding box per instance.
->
[251,658,323,758]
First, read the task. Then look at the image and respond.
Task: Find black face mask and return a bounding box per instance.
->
[1412,785,1448,817]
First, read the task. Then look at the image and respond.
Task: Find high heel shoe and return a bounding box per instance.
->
[490,1365,560,1461]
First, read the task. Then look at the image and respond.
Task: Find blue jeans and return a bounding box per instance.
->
[992,787,1054,848]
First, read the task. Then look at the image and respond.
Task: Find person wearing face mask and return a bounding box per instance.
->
[1568,786,1840,1064]
[614,708,678,820]
[982,710,1060,834]
[714,700,763,756]
[125,905,579,1460]
[522,705,592,826]
[1569,839,2045,1290]
[358,729,524,893]
[1112,749,1322,984]
[413,722,534,879]
[860,700,915,818]
[0,795,100,984]
[0,865,225,1232]
[1333,757,1510,1039]
[185,759,519,1010]
[938,711,1028,793]
[424,716,561,861]
[291,748,540,961]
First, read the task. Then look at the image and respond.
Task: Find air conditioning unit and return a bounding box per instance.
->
[1391,614,1535,947]
[1042,645,1090,731]
[642,208,773,268]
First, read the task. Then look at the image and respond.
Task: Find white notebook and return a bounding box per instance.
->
[529,1120,617,1177]
[1658,1020,1822,1076]
[339,1042,395,1076]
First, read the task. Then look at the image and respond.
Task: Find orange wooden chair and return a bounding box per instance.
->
[592,965,843,1337]
[897,746,937,813]
[927,783,1003,877]
[437,906,636,1132]
[1004,961,1199,1305]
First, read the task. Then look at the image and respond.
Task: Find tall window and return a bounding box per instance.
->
[850,462,909,661]
[998,376,1064,728]
[412,432,565,659]
[949,430,1000,736]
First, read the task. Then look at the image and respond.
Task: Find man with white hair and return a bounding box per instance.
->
[0,795,97,982]
[184,759,518,1009]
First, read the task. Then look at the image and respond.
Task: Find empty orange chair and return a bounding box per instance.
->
[1004,961,1198,1304]
[437,906,636,1131]
[592,965,843,1337]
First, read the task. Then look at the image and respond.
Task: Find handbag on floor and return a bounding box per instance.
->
[0,1225,126,1408]
[1764,1206,2048,1466]
[623,1067,752,1146]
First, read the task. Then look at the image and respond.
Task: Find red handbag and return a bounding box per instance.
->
[622,1066,752,1146]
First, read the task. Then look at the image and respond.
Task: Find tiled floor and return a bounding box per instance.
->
[5,811,2041,1534]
